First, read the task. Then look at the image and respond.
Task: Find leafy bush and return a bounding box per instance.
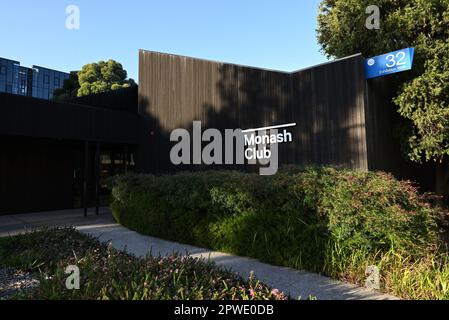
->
[0,228,287,300]
[110,167,449,299]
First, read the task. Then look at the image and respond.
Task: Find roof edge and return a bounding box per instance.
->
[139,49,363,75]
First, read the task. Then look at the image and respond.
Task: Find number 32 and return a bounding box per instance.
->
[386,52,406,68]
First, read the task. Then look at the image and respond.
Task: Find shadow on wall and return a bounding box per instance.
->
[206,58,368,172]
[139,53,384,178]
[201,64,292,173]
[365,76,435,191]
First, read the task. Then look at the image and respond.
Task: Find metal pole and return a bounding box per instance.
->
[124,146,129,174]
[95,142,100,215]
[83,141,89,217]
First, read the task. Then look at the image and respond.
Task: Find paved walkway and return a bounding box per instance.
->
[0,208,398,300]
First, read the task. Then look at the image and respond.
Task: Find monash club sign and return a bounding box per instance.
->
[169,122,296,175]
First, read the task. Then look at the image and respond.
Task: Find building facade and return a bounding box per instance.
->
[0,50,434,215]
[0,57,69,99]
[137,50,434,188]
[0,88,139,215]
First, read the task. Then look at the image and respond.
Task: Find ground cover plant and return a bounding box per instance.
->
[110,167,449,299]
[0,228,287,300]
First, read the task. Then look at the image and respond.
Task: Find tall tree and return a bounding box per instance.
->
[77,59,136,97]
[317,0,449,198]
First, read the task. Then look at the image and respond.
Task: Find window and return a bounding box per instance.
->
[0,66,6,75]
[44,75,50,85]
[54,77,60,87]
[5,85,12,93]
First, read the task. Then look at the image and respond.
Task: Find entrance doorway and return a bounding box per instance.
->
[73,143,136,210]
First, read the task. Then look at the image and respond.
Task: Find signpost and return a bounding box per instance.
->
[365,48,415,79]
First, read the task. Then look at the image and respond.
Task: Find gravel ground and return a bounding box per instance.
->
[0,268,39,300]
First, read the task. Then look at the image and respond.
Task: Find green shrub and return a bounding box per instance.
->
[110,167,449,299]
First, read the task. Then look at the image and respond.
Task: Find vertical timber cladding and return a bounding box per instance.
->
[138,50,368,173]
[291,54,368,169]
[364,75,436,191]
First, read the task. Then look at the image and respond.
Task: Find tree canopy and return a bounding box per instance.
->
[317,0,449,164]
[53,59,136,100]
[77,60,136,97]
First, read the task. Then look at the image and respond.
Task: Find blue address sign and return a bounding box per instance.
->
[365,48,415,79]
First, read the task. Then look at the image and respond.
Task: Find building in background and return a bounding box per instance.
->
[0,57,69,100]
[31,65,69,100]
[0,58,20,95]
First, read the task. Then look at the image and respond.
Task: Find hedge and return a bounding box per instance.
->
[110,167,449,299]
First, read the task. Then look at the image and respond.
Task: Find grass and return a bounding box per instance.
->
[0,228,289,300]
[322,243,449,299]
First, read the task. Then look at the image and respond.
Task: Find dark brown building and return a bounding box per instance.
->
[0,50,433,215]
[0,88,139,215]
[137,50,433,185]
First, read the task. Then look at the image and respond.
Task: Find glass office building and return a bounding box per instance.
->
[0,58,20,95]
[18,66,32,96]
[31,65,69,100]
[0,57,69,99]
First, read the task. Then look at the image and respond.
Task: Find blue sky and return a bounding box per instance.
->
[0,0,328,81]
